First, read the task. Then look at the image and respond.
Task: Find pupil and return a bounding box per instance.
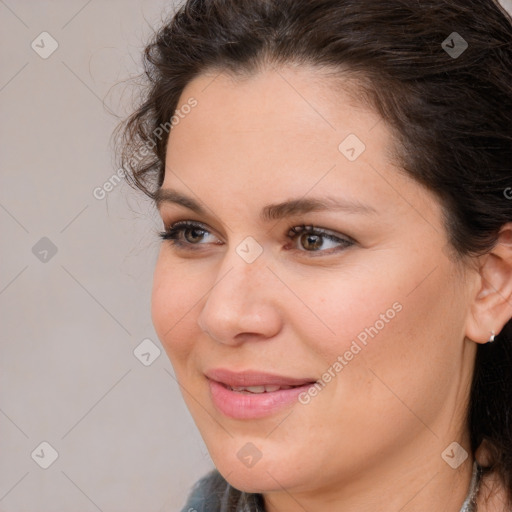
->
[186,228,203,243]
[303,234,321,250]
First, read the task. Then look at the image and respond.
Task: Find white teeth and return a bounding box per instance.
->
[241,385,266,393]
[229,384,293,393]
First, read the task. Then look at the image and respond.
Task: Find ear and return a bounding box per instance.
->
[465,223,512,344]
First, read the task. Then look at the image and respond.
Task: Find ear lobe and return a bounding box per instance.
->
[465,223,512,345]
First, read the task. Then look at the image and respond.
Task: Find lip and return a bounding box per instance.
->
[205,368,317,419]
[205,368,316,387]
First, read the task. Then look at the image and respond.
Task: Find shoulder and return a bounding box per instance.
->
[180,469,265,512]
[180,469,229,512]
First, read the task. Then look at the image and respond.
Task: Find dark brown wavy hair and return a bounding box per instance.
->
[114,0,512,508]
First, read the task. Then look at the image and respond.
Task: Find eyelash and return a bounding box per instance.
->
[158,220,355,256]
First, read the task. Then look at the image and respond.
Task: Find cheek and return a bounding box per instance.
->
[285,267,404,363]
[151,256,202,364]
[294,255,460,413]
[334,263,462,423]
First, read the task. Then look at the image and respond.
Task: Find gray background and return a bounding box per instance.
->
[1,1,511,511]
[0,1,213,511]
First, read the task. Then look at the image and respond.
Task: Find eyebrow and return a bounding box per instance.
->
[154,188,378,222]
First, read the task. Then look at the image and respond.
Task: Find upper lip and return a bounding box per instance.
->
[205,368,317,387]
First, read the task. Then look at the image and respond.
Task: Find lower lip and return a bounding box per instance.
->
[208,379,316,419]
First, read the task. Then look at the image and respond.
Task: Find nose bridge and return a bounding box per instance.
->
[197,240,281,343]
[211,233,268,302]
[208,241,267,314]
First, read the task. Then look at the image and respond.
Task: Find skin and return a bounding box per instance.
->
[151,65,512,511]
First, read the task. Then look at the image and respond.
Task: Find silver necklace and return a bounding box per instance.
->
[459,461,482,512]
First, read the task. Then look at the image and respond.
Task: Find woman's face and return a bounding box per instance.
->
[152,66,478,501]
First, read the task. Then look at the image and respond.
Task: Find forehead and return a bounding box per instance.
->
[170,65,377,140]
[165,66,388,180]
[161,66,436,230]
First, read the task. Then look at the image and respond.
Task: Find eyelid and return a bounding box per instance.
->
[158,219,355,255]
[288,224,356,243]
[162,218,222,238]
[160,220,221,247]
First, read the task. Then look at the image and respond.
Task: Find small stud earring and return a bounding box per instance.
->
[488,331,496,343]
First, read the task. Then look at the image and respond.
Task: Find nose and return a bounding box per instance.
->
[197,246,283,345]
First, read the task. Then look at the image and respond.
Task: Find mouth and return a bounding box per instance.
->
[224,383,301,394]
[205,368,318,419]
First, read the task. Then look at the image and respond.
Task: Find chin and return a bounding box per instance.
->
[218,463,285,494]
[206,441,301,494]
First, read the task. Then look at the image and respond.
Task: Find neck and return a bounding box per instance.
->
[263,440,476,512]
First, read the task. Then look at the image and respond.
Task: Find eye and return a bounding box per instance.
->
[286,224,354,255]
[158,221,355,255]
[158,220,219,249]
